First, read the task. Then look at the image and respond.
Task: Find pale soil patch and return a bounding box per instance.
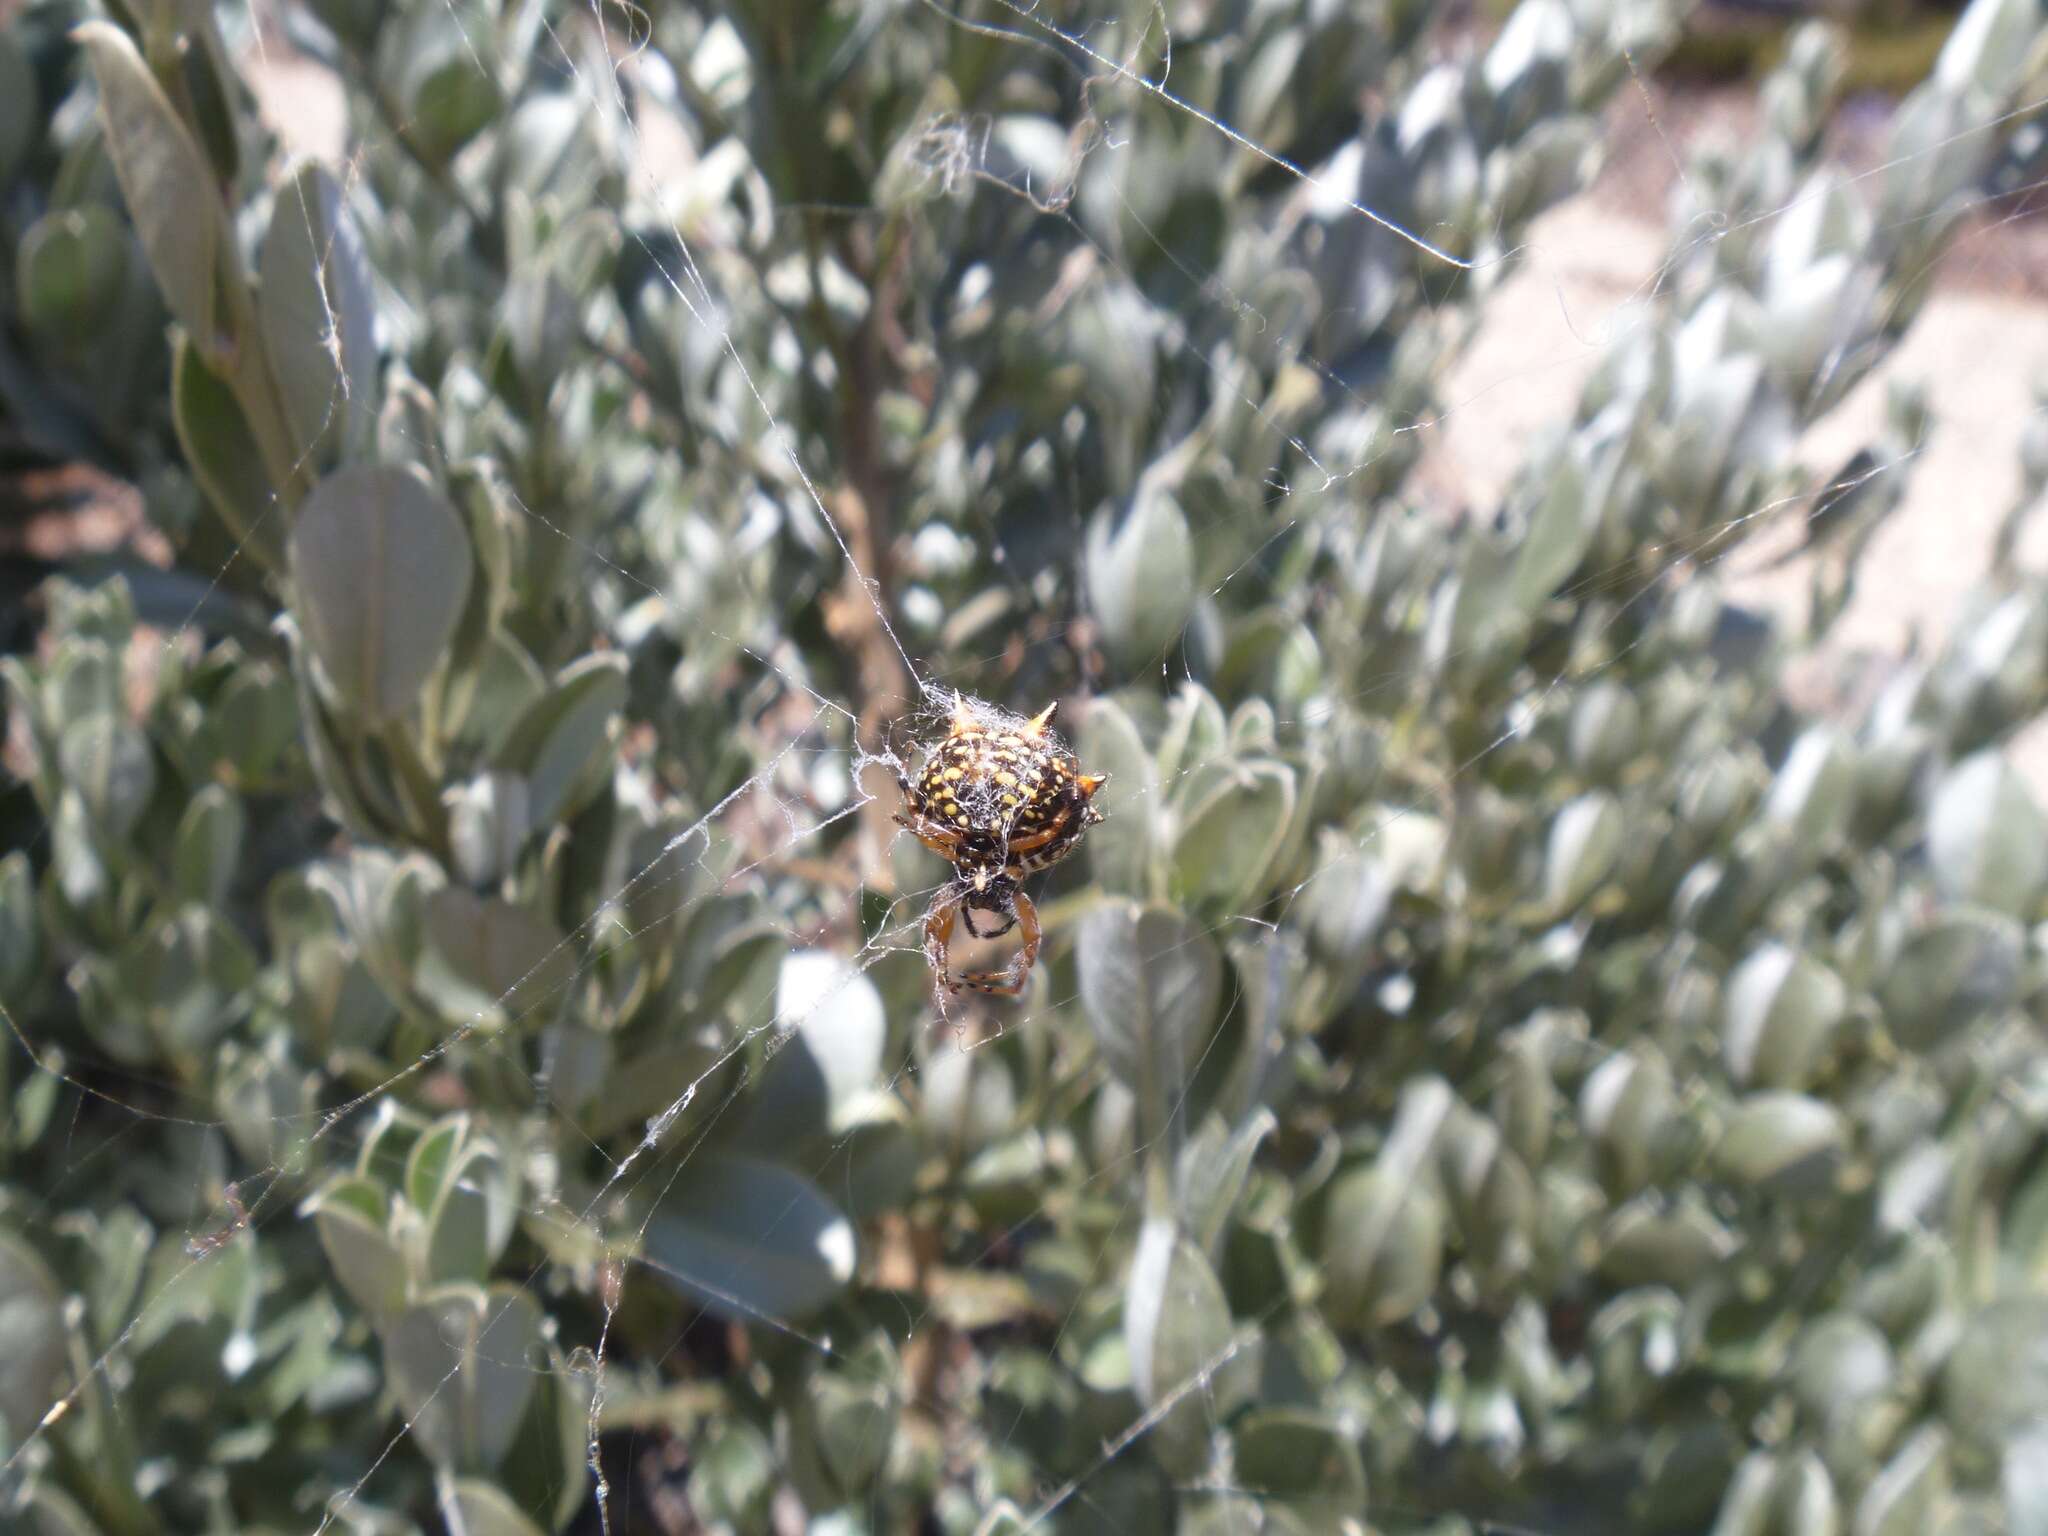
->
[1435,89,2048,787]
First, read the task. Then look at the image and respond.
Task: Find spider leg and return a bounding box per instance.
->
[894,807,965,860]
[1003,802,1077,854]
[958,890,1040,998]
[923,890,961,996]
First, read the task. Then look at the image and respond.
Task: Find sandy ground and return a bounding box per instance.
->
[1435,98,2048,782]
[1439,198,2048,644]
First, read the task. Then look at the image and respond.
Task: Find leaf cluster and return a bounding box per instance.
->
[3,0,2048,1533]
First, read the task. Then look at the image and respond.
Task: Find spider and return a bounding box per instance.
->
[894,695,1108,998]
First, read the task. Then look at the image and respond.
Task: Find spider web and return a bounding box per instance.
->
[2,0,2046,1532]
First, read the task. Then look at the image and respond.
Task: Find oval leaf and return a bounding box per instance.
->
[641,1155,855,1322]
[289,464,473,722]
[260,160,380,467]
[1086,485,1195,669]
[76,22,235,358]
[490,653,627,829]
[1125,1216,1244,1475]
[1076,903,1223,1146]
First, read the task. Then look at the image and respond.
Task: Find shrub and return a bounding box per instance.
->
[3,0,2048,1532]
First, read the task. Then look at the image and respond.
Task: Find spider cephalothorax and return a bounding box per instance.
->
[894,695,1108,997]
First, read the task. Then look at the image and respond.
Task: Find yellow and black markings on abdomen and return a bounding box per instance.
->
[916,727,1081,849]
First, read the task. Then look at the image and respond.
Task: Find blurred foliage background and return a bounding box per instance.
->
[4,0,2048,1532]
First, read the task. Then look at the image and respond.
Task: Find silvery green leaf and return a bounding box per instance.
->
[292,936,397,1061]
[0,851,41,1000]
[357,1098,430,1186]
[46,637,121,724]
[378,369,446,479]
[1722,943,1845,1090]
[1714,1452,1779,1536]
[1761,253,1880,406]
[259,161,379,468]
[387,7,503,165]
[1509,447,1596,613]
[1765,173,1874,283]
[1543,790,1622,913]
[744,948,888,1142]
[76,23,238,360]
[803,1343,900,1497]
[1429,528,1523,676]
[1662,347,1764,510]
[1567,682,1641,781]
[171,784,246,908]
[1078,696,1156,897]
[217,1043,311,1167]
[1306,833,1393,969]
[1765,726,1858,855]
[1942,1298,2048,1459]
[1933,588,2048,733]
[1228,697,1278,756]
[1086,483,1195,670]
[2004,1424,2048,1536]
[1175,1109,1276,1255]
[1495,1020,1560,1170]
[16,205,127,344]
[70,952,147,1064]
[307,1175,408,1319]
[386,1284,542,1470]
[1484,0,1572,110]
[1230,1407,1368,1520]
[1125,1216,1243,1475]
[1596,1197,1737,1288]
[215,658,299,783]
[1092,1077,1137,1169]
[289,464,473,722]
[425,1142,517,1287]
[1579,1047,1675,1197]
[173,328,290,563]
[1790,1314,1893,1430]
[687,1420,775,1530]
[1880,908,2023,1051]
[1852,1425,1948,1536]
[1157,683,1228,791]
[960,1130,1047,1225]
[1928,751,2048,917]
[1771,1450,1841,1536]
[814,1114,919,1222]
[424,887,575,1019]
[1320,1162,1444,1330]
[1935,0,2044,99]
[1172,757,1296,913]
[503,271,578,399]
[446,771,533,888]
[919,1039,1017,1161]
[59,715,154,842]
[439,1478,547,1536]
[0,1229,66,1447]
[447,631,547,762]
[1075,903,1223,1146]
[406,1115,466,1217]
[497,92,599,203]
[641,1155,855,1321]
[489,653,627,830]
[1490,114,1597,228]
[1713,1093,1846,1194]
